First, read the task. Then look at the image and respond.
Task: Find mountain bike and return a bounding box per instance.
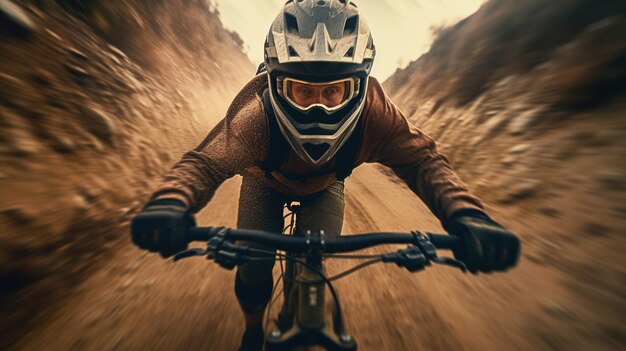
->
[173,203,467,351]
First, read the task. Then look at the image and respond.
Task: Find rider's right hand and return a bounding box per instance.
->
[130,198,195,258]
[444,210,520,274]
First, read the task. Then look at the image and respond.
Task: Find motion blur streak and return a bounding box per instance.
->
[213,0,485,80]
[1,0,625,350]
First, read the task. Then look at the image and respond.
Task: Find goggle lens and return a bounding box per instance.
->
[280,77,357,112]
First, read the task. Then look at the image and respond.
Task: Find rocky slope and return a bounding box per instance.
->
[383,0,626,348]
[0,0,252,346]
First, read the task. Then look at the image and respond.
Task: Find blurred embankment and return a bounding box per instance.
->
[384,0,626,348]
[0,0,252,346]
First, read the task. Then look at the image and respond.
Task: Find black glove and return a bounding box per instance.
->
[444,210,520,274]
[131,198,195,258]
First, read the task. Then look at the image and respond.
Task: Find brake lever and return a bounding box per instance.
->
[413,231,467,273]
[172,228,253,269]
[432,256,467,273]
[381,246,429,272]
[207,235,252,270]
[382,244,468,273]
[172,248,209,262]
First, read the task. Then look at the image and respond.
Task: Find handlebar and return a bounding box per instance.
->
[186,227,460,254]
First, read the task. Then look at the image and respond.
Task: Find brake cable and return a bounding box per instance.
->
[265,265,284,333]
[326,258,382,281]
[266,204,298,330]
[324,253,384,259]
[239,247,348,336]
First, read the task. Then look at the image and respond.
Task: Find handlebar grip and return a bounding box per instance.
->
[427,233,460,250]
[187,227,214,242]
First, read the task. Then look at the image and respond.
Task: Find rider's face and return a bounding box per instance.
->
[289,80,348,109]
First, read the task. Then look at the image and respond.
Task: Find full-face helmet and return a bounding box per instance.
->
[264,0,375,166]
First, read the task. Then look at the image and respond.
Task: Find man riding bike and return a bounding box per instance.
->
[131,1,521,350]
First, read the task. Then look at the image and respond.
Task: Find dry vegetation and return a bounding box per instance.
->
[384,0,626,349]
[386,0,626,108]
[0,0,252,347]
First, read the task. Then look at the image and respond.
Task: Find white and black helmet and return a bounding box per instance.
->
[264,0,375,166]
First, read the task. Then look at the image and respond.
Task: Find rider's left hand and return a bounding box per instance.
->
[131,198,195,258]
[444,211,520,274]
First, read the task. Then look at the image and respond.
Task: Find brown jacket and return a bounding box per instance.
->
[152,74,485,224]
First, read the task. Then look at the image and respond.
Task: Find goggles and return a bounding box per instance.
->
[278,76,360,113]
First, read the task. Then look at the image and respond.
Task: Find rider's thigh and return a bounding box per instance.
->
[236,175,287,285]
[296,180,345,237]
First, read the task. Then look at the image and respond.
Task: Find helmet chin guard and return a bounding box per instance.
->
[264,0,375,166]
[268,75,368,165]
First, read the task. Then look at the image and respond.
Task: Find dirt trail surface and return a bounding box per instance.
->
[9,165,527,351]
[13,164,621,351]
[3,0,626,350]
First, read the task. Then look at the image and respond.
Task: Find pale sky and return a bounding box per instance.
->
[212,0,484,80]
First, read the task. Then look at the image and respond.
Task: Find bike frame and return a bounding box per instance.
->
[267,205,356,351]
[267,232,356,351]
[177,214,463,351]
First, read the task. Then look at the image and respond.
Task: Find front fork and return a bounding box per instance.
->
[297,254,325,329]
[267,249,356,351]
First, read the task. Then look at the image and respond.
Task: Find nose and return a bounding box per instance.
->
[311,88,327,105]
[320,94,334,106]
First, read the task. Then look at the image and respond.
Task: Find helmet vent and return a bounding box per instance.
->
[344,47,354,57]
[288,46,299,57]
[285,13,299,34]
[303,143,331,161]
[343,15,358,36]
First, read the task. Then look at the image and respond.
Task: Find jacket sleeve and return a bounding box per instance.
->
[364,79,486,224]
[150,79,268,212]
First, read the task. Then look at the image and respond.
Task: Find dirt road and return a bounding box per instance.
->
[3,1,624,350]
[9,165,599,351]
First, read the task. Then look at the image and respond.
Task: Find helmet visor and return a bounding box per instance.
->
[281,77,357,113]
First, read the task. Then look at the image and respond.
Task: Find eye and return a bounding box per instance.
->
[324,87,339,95]
[298,87,313,96]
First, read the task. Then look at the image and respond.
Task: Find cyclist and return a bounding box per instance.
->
[131,1,520,350]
